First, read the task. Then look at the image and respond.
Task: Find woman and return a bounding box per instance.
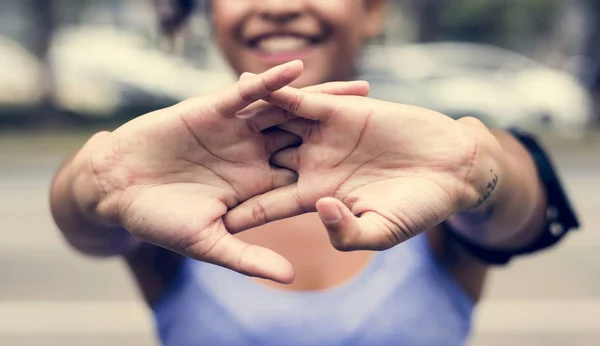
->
[50,1,578,345]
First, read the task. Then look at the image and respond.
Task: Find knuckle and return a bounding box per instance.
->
[237,82,255,104]
[251,201,269,226]
[289,92,304,114]
[262,74,278,93]
[291,187,306,213]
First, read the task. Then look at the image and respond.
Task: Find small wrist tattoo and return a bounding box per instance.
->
[472,169,498,209]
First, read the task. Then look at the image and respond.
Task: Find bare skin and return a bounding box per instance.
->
[52,0,547,309]
[123,86,545,306]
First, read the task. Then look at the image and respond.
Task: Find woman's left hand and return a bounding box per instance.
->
[225,89,504,251]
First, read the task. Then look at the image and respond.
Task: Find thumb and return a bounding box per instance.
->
[191,228,295,284]
[316,197,405,252]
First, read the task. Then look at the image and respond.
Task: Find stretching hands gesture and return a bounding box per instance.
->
[64,60,504,282]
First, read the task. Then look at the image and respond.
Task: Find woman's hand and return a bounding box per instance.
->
[226,90,505,251]
[65,60,369,283]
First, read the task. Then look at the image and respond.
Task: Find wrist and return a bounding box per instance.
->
[456,117,507,213]
[70,131,115,227]
[443,128,578,264]
[53,131,140,257]
[449,125,546,246]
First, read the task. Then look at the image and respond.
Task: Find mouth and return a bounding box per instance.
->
[244,33,328,54]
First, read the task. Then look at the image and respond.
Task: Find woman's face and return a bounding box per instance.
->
[212,0,385,87]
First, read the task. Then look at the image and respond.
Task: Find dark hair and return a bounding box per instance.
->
[155,0,198,36]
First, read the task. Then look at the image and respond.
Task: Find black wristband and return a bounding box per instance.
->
[444,128,580,265]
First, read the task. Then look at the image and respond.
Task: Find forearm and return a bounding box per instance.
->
[447,129,547,248]
[50,133,140,257]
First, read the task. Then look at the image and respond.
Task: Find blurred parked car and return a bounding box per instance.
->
[48,26,233,121]
[360,42,594,137]
[0,35,44,120]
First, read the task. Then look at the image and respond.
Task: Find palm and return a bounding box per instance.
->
[84,62,312,282]
[82,61,372,282]
[228,94,483,251]
[103,105,288,257]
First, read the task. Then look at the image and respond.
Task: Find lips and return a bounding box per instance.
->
[256,36,311,53]
[244,32,327,53]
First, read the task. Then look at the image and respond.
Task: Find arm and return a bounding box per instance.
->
[50,133,180,306]
[448,122,580,262]
[221,89,571,302]
[426,126,548,301]
[445,126,548,249]
[49,72,370,258]
[49,66,372,304]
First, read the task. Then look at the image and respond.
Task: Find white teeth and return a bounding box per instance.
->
[257,36,310,53]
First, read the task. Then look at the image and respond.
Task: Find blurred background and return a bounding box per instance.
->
[0,0,599,345]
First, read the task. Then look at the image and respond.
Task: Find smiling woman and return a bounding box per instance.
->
[49,1,579,346]
[156,0,384,87]
[211,0,384,87]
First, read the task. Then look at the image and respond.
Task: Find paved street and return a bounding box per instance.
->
[0,130,598,345]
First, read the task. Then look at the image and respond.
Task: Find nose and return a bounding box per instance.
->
[257,0,305,23]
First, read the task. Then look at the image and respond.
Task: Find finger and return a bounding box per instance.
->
[316,197,405,251]
[263,128,302,155]
[277,118,319,141]
[270,167,298,188]
[263,86,341,121]
[242,105,297,132]
[223,184,310,234]
[210,60,303,117]
[239,73,369,96]
[188,227,295,283]
[239,72,254,80]
[270,147,300,171]
[239,81,370,131]
[302,80,370,96]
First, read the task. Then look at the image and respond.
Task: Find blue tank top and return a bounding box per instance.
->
[152,234,474,346]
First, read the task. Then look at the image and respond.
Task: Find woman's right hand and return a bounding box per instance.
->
[65,60,367,283]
